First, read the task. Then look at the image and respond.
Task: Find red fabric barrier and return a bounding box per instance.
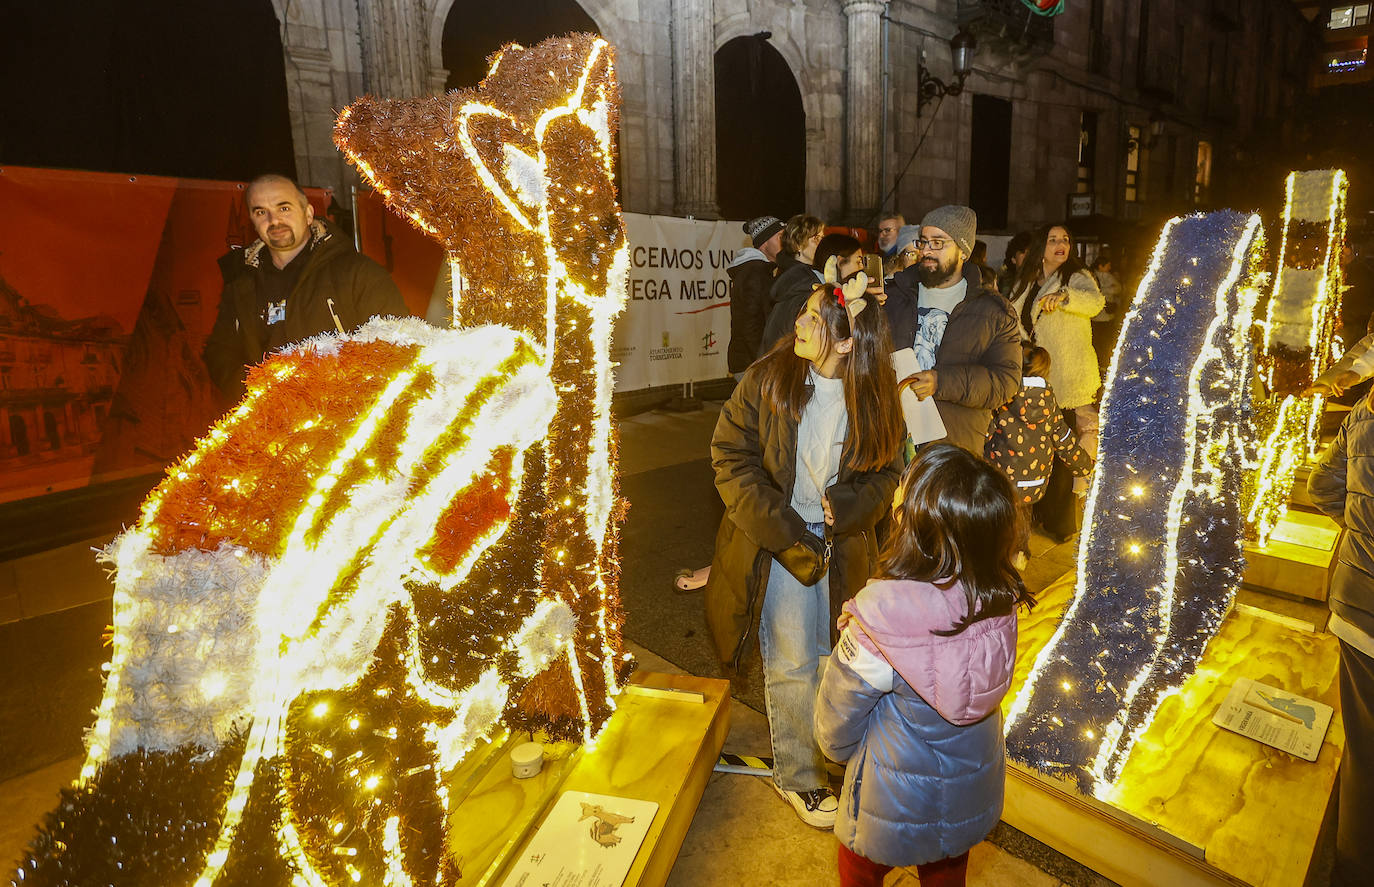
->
[0,167,338,504]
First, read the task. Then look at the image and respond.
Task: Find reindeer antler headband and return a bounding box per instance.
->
[823,256,869,326]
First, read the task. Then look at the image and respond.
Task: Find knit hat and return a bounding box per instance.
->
[919,205,977,257]
[744,215,784,249]
[894,224,922,254]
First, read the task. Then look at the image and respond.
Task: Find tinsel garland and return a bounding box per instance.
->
[1246,169,1347,544]
[335,32,631,741]
[19,33,636,887]
[1005,211,1265,796]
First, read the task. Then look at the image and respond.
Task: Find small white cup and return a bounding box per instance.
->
[510,741,544,779]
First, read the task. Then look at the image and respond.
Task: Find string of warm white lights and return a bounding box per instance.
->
[1006,211,1266,797]
[1246,169,1347,544]
[29,34,633,886]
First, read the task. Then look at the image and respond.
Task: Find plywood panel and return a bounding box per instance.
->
[447,672,730,887]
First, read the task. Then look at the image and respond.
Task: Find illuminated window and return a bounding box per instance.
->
[1194,140,1212,205]
[1326,47,1369,71]
[1330,5,1371,29]
[1125,125,1141,203]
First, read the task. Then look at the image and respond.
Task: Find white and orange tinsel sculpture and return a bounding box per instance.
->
[1246,169,1347,544]
[18,34,630,887]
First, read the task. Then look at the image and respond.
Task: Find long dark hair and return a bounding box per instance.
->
[754,285,904,474]
[878,444,1033,634]
[812,233,862,271]
[1011,223,1087,304]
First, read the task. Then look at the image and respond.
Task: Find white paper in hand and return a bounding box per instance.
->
[891,348,946,444]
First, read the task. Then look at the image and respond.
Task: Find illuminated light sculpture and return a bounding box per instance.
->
[1005,212,1266,797]
[1246,169,1348,544]
[335,32,630,743]
[19,34,631,887]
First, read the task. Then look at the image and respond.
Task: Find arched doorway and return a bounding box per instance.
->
[715,36,806,220]
[10,415,29,457]
[0,1,293,180]
[43,411,61,451]
[442,0,600,92]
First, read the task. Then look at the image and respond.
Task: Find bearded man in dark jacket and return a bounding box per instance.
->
[883,205,1020,454]
[726,215,784,374]
[204,174,406,400]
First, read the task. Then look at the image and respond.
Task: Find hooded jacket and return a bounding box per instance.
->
[814,578,1016,866]
[759,258,824,357]
[1307,397,1374,644]
[204,220,406,400]
[726,247,777,373]
[1011,269,1104,410]
[884,262,1022,454]
[985,376,1093,505]
[703,367,903,669]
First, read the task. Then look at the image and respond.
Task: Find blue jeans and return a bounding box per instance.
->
[759,521,830,791]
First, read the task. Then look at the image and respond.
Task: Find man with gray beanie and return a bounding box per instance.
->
[884,204,1020,454]
[727,215,785,375]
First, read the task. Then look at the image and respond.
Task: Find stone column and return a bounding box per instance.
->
[281,44,342,191]
[670,0,718,218]
[841,0,888,221]
[355,0,430,98]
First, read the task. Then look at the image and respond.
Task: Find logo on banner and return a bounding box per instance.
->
[650,329,682,363]
[700,330,718,356]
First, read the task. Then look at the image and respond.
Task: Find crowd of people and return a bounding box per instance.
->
[714,201,1373,885]
[711,202,1122,885]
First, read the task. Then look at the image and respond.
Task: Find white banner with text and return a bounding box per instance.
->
[612,213,747,390]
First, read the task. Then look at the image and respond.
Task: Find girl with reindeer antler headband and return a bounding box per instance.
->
[704,258,905,829]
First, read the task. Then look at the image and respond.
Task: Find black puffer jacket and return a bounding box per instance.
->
[726,248,777,373]
[759,258,822,358]
[1308,397,1374,640]
[703,368,903,669]
[204,220,406,399]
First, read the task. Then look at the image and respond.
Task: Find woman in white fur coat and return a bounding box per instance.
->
[1008,224,1104,542]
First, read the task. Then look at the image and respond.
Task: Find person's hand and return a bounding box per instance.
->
[1307,369,1361,397]
[1041,289,1068,313]
[866,280,886,305]
[900,370,938,400]
[822,492,835,526]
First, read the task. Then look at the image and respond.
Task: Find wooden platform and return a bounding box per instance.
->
[1242,509,1341,603]
[445,671,730,887]
[1001,573,1344,887]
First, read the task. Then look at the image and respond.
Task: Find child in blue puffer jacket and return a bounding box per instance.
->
[814,444,1033,887]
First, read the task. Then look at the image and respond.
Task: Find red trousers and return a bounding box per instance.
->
[837,842,969,887]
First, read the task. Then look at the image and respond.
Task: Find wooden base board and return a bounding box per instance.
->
[1003,572,1343,887]
[445,671,730,887]
[1242,509,1340,601]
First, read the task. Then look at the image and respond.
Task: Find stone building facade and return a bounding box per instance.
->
[269,0,1314,238]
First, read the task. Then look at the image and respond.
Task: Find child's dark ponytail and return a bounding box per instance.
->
[878,444,1033,634]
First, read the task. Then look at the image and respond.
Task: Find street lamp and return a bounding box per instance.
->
[917,29,977,117]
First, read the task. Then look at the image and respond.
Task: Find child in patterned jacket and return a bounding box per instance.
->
[984,344,1094,565]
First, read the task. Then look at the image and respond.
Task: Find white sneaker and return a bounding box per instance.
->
[771,780,838,829]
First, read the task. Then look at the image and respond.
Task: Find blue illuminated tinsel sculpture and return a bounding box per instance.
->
[1005,211,1266,796]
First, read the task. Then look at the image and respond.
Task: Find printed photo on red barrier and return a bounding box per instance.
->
[0,167,335,506]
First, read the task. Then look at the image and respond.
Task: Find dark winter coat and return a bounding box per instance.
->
[884,262,1022,454]
[703,368,903,670]
[726,247,777,373]
[1307,397,1374,641]
[985,376,1093,505]
[204,220,406,399]
[759,259,823,358]
[815,579,1016,866]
